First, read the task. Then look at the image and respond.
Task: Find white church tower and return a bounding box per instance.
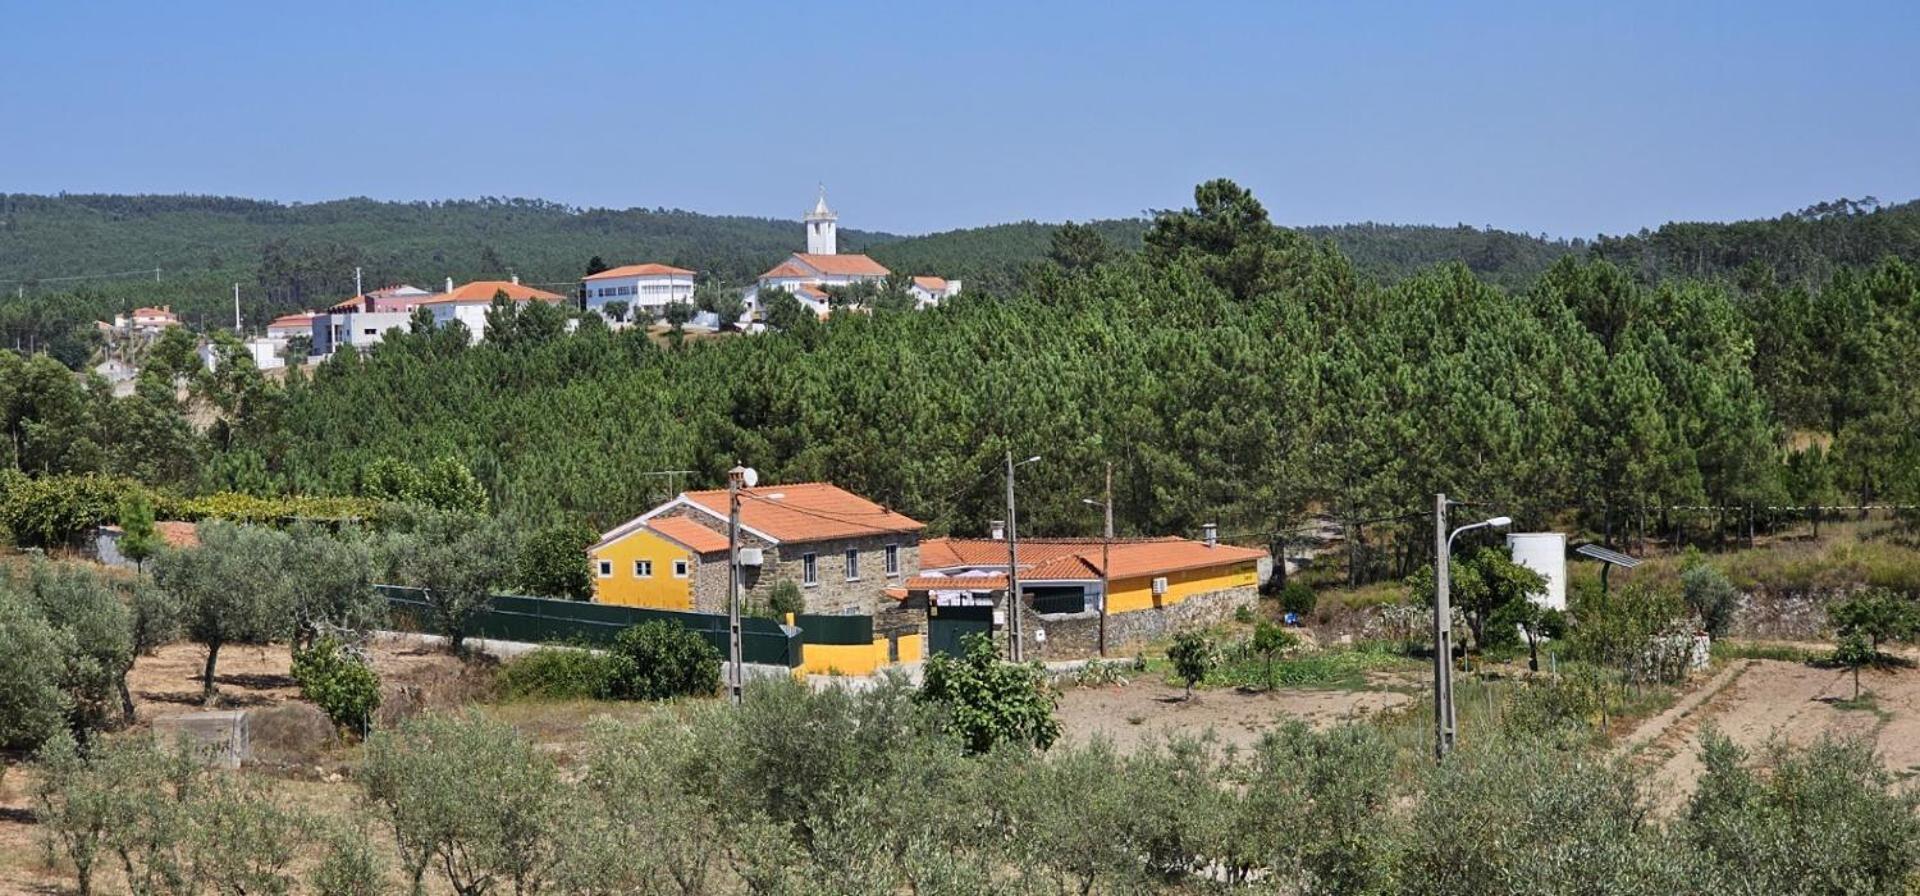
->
[804,185,838,255]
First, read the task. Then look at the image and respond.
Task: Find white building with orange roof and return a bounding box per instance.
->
[745,189,963,322]
[420,277,569,344]
[312,284,434,355]
[112,305,180,334]
[582,263,696,322]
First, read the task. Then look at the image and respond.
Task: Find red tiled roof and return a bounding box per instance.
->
[904,573,1007,591]
[584,263,696,281]
[646,516,730,554]
[678,482,923,544]
[793,253,890,277]
[421,281,567,305]
[911,275,947,291]
[759,261,813,280]
[919,536,1263,582]
[155,521,199,549]
[267,313,317,329]
[132,306,178,319]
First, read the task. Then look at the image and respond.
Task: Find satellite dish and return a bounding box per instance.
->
[741,467,760,488]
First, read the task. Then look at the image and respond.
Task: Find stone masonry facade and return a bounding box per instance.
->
[1010,583,1258,662]
[649,504,921,618]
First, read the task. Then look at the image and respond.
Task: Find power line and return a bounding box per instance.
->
[0,267,162,287]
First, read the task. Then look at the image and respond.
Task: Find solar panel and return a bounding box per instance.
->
[1574,543,1641,568]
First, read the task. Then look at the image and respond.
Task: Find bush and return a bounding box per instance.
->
[607,621,719,701]
[0,474,141,547]
[1279,581,1318,617]
[498,646,620,700]
[291,636,382,734]
[0,590,73,749]
[918,633,1061,753]
[764,579,805,619]
[1681,562,1741,638]
[1168,629,1216,699]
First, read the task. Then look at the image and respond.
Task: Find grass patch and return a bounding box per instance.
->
[1829,692,1888,717]
[1712,640,1823,664]
[1157,641,1423,691]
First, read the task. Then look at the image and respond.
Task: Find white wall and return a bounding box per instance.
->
[1507,532,1567,610]
[584,274,695,318]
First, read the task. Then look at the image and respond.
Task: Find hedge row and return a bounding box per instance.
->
[0,472,384,547]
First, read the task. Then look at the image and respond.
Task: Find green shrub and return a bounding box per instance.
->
[0,590,73,750]
[1681,562,1741,638]
[1279,581,1318,617]
[765,579,805,619]
[918,633,1060,753]
[498,646,620,700]
[291,637,381,734]
[1168,629,1216,699]
[0,474,142,547]
[607,621,719,701]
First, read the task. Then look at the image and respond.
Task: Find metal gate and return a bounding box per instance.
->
[927,604,994,657]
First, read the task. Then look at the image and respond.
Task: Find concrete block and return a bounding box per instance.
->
[151,710,251,769]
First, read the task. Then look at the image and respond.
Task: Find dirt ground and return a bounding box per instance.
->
[1621,652,1920,809]
[1057,676,1414,753]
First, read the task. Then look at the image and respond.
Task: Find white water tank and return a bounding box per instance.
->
[1506,532,1566,611]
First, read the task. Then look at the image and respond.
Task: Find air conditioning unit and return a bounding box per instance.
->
[1150,577,1169,596]
[736,547,764,566]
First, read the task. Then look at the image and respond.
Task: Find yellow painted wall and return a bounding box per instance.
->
[590,528,696,610]
[800,634,924,675]
[1106,561,1259,614]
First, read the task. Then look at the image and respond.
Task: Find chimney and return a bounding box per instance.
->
[511,273,520,285]
[1202,523,1218,547]
[445,276,454,293]
[989,520,1006,541]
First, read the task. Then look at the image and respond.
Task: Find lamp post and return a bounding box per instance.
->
[1081,463,1114,657]
[728,465,758,705]
[1005,452,1040,661]
[1433,492,1510,760]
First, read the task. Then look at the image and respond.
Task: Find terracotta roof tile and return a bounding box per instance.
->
[584,263,696,281]
[646,516,730,554]
[920,536,1262,582]
[793,253,891,277]
[759,261,814,280]
[904,573,1007,591]
[911,275,947,291]
[679,482,923,543]
[421,281,567,305]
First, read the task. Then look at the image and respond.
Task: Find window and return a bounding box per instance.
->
[673,560,689,578]
[802,553,818,586]
[633,560,652,578]
[845,549,860,581]
[885,544,900,576]
[596,560,612,578]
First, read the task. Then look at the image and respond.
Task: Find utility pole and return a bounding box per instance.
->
[1433,493,1455,760]
[1005,450,1022,662]
[354,266,363,298]
[232,284,241,331]
[727,465,748,705]
[1099,461,1112,657]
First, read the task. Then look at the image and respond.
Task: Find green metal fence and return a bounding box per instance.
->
[793,613,875,646]
[378,585,803,668]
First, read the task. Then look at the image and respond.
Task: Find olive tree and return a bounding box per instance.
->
[383,511,517,655]
[153,521,295,703]
[22,561,136,727]
[0,589,72,749]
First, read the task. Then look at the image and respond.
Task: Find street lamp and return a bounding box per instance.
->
[1433,493,1510,760]
[1005,453,1040,661]
[1080,462,1115,656]
[727,465,759,706]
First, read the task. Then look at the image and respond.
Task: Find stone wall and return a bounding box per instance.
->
[1011,584,1258,662]
[647,505,921,617]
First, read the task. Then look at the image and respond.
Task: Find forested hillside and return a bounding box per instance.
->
[1594,197,1920,284]
[6,180,1912,584]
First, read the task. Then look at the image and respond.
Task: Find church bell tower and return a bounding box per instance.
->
[804,185,838,255]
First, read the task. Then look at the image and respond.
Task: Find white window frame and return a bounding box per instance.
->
[885,544,900,577]
[634,559,652,578]
[673,559,689,579]
[845,549,860,582]
[802,553,818,587]
[596,560,612,578]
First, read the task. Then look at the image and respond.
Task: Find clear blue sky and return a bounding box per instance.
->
[2,1,1915,237]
